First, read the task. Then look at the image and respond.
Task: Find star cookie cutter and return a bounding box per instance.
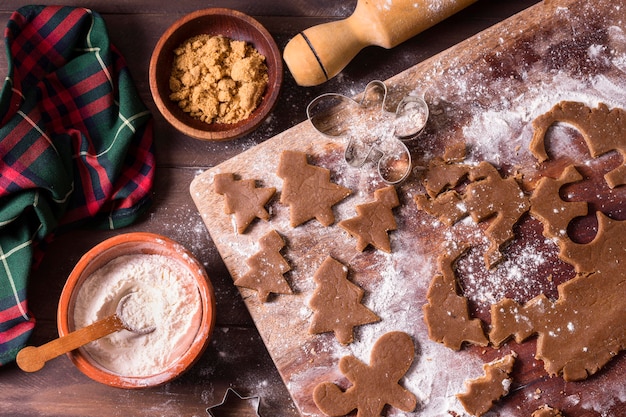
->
[307,80,428,184]
[206,387,262,417]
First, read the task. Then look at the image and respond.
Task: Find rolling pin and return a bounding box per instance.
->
[283,0,477,86]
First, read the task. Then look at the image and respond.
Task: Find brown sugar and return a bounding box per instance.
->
[169,34,268,124]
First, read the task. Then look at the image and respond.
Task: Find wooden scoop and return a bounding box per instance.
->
[16,293,155,373]
[283,0,477,86]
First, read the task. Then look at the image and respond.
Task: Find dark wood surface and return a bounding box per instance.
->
[0,1,545,416]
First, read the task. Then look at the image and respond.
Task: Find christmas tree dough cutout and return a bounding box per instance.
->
[277,150,351,227]
[313,331,417,417]
[456,352,517,417]
[234,229,292,302]
[338,185,400,253]
[309,256,380,345]
[214,172,276,234]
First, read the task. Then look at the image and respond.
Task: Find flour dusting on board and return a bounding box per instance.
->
[191,1,626,415]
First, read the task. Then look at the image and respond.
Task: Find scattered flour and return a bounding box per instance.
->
[196,6,626,415]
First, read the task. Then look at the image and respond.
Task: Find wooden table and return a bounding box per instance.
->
[0,1,544,416]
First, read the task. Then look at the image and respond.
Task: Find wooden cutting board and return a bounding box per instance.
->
[191,0,626,415]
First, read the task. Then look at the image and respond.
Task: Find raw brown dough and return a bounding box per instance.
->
[530,101,626,188]
[169,34,268,124]
[277,150,351,227]
[415,189,466,226]
[414,145,471,225]
[234,229,292,302]
[309,256,380,345]
[490,166,626,381]
[443,141,468,163]
[420,101,626,385]
[338,185,399,253]
[313,331,417,417]
[464,161,530,269]
[416,159,530,269]
[214,172,276,234]
[486,106,626,381]
[527,165,587,248]
[421,149,471,198]
[423,243,488,350]
[531,405,564,417]
[456,352,517,417]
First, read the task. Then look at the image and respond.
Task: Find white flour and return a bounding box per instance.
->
[73,254,201,377]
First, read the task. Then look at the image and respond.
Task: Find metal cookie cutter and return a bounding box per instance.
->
[206,387,261,417]
[307,80,428,184]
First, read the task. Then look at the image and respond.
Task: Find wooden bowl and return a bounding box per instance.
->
[57,233,216,388]
[149,8,283,141]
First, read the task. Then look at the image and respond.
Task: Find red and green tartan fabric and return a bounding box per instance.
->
[0,6,154,365]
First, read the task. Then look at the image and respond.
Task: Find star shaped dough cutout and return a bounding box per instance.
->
[206,388,261,417]
[339,185,399,253]
[277,150,351,227]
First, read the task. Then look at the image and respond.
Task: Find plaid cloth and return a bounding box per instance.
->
[0,6,154,365]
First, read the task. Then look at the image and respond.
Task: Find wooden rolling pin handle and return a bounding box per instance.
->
[283,19,366,87]
[16,314,124,373]
[283,0,477,86]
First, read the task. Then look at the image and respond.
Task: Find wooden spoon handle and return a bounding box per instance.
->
[16,314,124,373]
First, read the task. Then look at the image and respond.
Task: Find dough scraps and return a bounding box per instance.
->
[338,185,400,253]
[415,159,530,269]
[234,229,292,302]
[277,150,351,227]
[485,101,626,381]
[214,172,276,234]
[313,331,417,417]
[531,405,564,417]
[530,101,626,188]
[309,256,380,345]
[421,99,626,386]
[456,352,517,417]
[463,161,531,269]
[420,144,471,198]
[423,243,488,350]
[490,165,626,381]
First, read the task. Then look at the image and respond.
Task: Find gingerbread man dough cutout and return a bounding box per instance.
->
[313,331,417,417]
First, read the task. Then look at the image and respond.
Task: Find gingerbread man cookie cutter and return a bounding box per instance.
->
[307,80,428,184]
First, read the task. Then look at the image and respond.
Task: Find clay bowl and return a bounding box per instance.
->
[149,8,283,141]
[57,232,216,388]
